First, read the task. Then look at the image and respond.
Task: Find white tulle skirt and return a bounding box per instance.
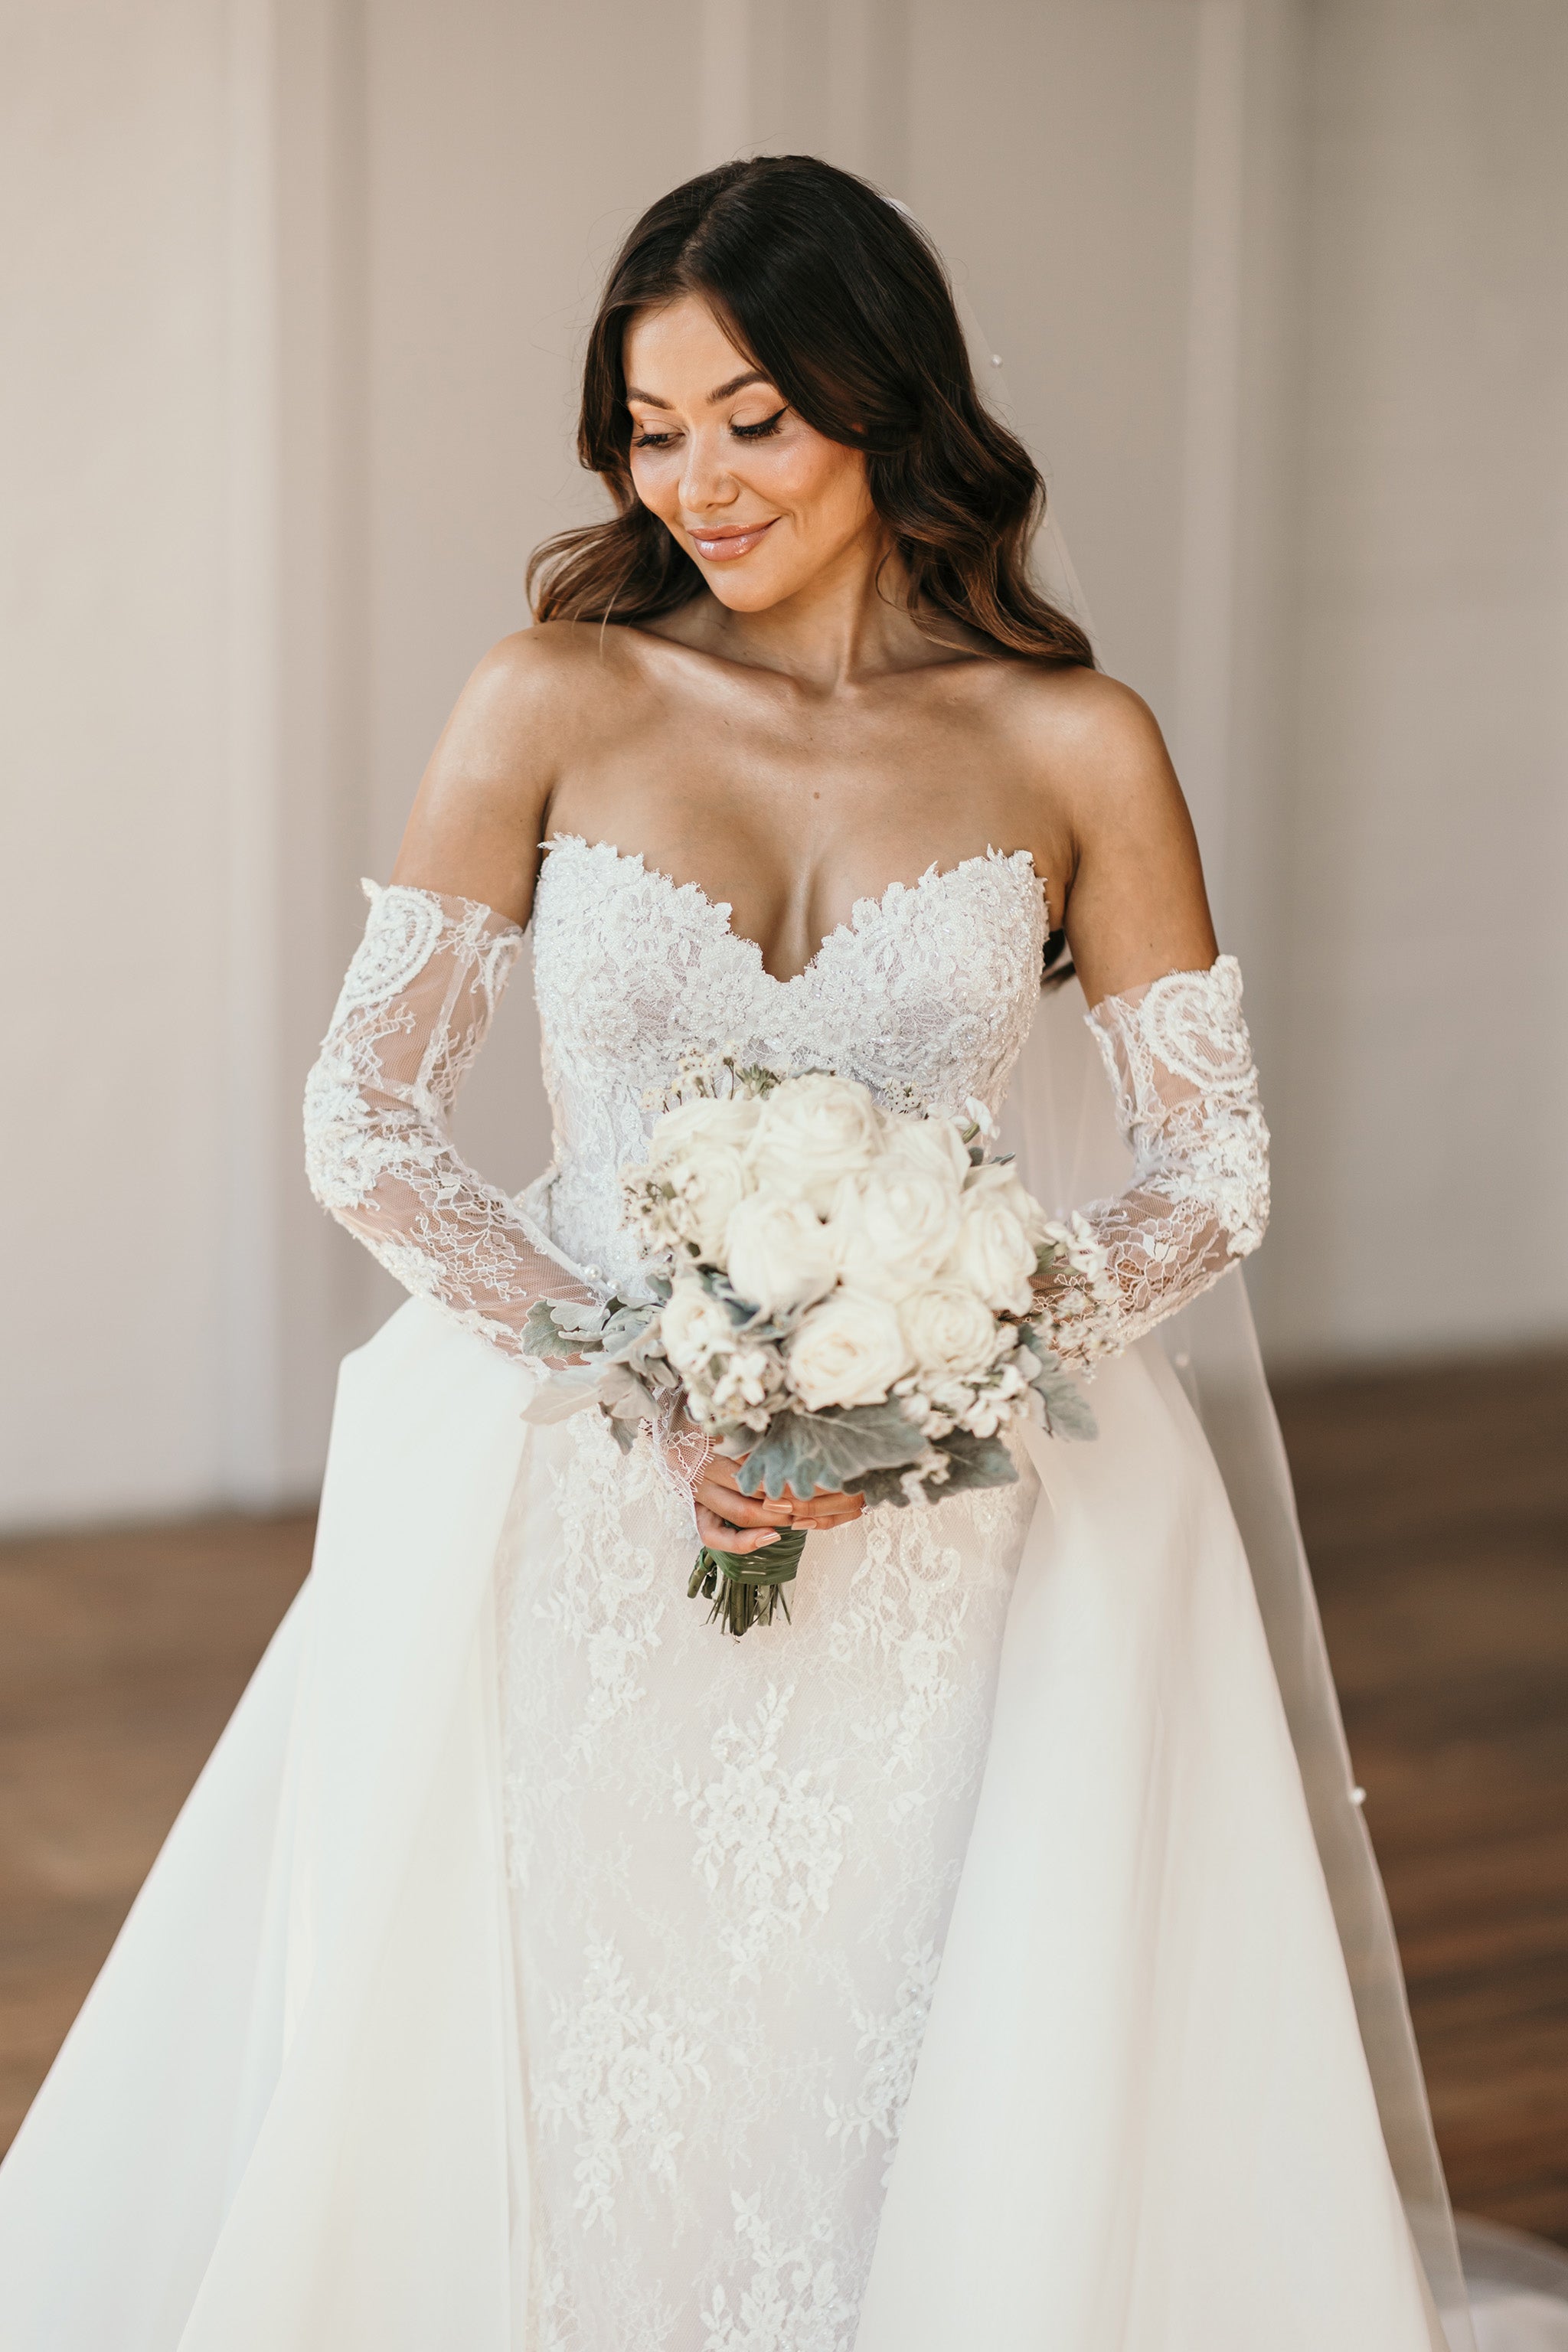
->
[0,1277,1482,2350]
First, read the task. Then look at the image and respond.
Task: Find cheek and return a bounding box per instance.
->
[629,449,684,516]
[764,441,871,541]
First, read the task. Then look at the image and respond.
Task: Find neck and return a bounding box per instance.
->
[684,531,951,693]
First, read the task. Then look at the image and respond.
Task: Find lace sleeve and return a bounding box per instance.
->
[303,880,599,1358]
[1034,953,1269,1366]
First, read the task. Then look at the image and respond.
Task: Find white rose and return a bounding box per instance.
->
[659,1276,740,1382]
[648,1093,763,1164]
[947,1193,1037,1314]
[668,1144,750,1262]
[964,1156,1050,1245]
[724,1194,838,1318]
[786,1288,913,1410]
[827,1167,962,1300]
[746,1073,882,1213]
[880,1116,971,1191]
[898,1281,1000,1377]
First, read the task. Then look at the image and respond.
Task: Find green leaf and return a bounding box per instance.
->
[599,1303,659,1360]
[601,1405,639,1453]
[521,1298,579,1357]
[924,1430,1018,1498]
[521,1295,609,1359]
[843,1463,916,1509]
[598,1361,659,1422]
[736,1399,928,1500]
[1015,1332,1097,1440]
[518,1364,603,1426]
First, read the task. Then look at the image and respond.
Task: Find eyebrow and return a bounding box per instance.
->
[624,368,776,410]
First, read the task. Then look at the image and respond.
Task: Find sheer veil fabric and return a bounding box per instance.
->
[995,982,1473,2350]
[944,251,1473,2342]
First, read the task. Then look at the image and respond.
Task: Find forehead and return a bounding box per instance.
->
[622,295,762,400]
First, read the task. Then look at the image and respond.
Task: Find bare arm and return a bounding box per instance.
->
[1035,673,1218,1008]
[1020,674,1267,1364]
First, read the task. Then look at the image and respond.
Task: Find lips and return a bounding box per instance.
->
[687,517,778,562]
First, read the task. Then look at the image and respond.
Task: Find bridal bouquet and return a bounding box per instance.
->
[523,1057,1100,1635]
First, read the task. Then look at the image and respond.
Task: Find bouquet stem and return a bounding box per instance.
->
[688,1527,808,1637]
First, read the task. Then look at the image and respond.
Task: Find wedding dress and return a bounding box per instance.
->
[0,832,1485,2349]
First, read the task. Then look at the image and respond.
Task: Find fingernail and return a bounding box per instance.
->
[755,1530,780,1547]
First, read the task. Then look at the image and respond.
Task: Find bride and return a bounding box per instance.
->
[0,155,1503,2350]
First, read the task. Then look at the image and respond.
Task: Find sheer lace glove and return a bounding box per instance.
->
[1034,955,1269,1366]
[304,882,600,1360]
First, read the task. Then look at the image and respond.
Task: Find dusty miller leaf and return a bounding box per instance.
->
[842,1462,916,1509]
[601,1406,639,1454]
[518,1364,604,1426]
[736,1399,928,1501]
[599,1304,660,1361]
[598,1361,660,1422]
[521,1298,599,1359]
[923,1430,1018,1498]
[1016,1329,1097,1441]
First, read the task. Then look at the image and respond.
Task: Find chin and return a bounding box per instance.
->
[701,562,808,614]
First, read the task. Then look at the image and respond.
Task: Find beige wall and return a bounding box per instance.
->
[2,0,235,1521]
[1263,0,1568,1359]
[3,0,1563,1525]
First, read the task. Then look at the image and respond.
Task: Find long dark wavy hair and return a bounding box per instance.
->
[528,155,1094,668]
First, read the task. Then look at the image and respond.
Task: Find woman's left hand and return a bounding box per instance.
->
[692,1446,864,1553]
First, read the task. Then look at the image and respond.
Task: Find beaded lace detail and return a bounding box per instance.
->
[302,880,596,1354]
[1035,954,1270,1365]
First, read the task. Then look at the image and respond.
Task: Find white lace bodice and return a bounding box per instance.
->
[302,834,1268,1362]
[529,837,1050,1289]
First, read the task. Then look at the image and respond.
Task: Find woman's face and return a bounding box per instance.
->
[622,296,879,614]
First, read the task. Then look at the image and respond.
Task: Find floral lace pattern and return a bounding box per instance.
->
[1036,955,1270,1365]
[302,881,599,1352]
[536,1936,713,2235]
[701,2196,860,2352]
[500,1410,1034,2349]
[674,1684,852,1986]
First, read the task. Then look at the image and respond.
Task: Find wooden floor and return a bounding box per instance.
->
[2,1351,1565,2243]
[1275,1352,1568,2246]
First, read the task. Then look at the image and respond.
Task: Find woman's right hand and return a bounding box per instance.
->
[691,1446,865,1555]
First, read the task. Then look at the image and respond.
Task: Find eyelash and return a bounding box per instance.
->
[632,407,787,451]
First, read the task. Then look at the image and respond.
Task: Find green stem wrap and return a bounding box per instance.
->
[688,1527,808,1637]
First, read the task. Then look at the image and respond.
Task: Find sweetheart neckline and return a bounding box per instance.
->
[541,833,1047,990]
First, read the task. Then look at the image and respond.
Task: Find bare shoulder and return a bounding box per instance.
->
[985,662,1180,835]
[390,622,649,920]
[975,661,1216,1001]
[455,618,645,743]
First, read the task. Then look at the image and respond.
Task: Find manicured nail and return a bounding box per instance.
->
[755,1530,780,1546]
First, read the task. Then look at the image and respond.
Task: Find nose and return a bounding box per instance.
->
[678,423,738,517]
